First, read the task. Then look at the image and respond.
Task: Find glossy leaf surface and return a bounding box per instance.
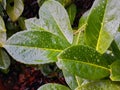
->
[38,83,70,90]
[0,16,6,47]
[76,80,120,90]
[6,0,24,21]
[63,70,78,90]
[110,60,120,81]
[85,0,120,54]
[26,0,73,44]
[4,30,70,64]
[25,17,48,31]
[0,48,10,69]
[39,0,73,44]
[57,45,110,80]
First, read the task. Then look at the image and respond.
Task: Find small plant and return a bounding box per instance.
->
[0,0,120,90]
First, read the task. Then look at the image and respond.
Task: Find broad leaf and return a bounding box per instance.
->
[62,70,78,90]
[25,17,47,31]
[110,60,120,81]
[0,48,10,69]
[85,0,120,54]
[4,30,70,64]
[37,83,70,90]
[67,4,76,25]
[57,45,110,80]
[6,0,24,21]
[63,69,94,89]
[0,16,6,47]
[75,80,120,90]
[39,0,73,44]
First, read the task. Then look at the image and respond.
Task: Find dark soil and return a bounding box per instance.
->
[0,0,94,90]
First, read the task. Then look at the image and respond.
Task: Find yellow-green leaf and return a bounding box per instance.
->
[0,48,10,69]
[0,16,6,47]
[6,0,24,21]
[75,80,120,90]
[85,0,120,54]
[4,30,70,64]
[110,60,120,81]
[26,0,73,44]
[57,45,110,80]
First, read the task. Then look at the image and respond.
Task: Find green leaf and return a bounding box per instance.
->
[25,17,47,31]
[85,0,120,54]
[6,0,24,21]
[72,30,85,45]
[62,70,78,90]
[78,10,90,29]
[67,4,76,25]
[56,0,72,7]
[0,48,10,69]
[18,17,26,30]
[0,16,6,47]
[73,10,90,45]
[114,32,120,50]
[4,30,70,64]
[39,0,73,44]
[75,80,120,90]
[57,45,110,80]
[110,60,120,81]
[111,40,120,59]
[37,83,70,90]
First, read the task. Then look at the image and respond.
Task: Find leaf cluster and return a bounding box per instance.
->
[0,0,120,90]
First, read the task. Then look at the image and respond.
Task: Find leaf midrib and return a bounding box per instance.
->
[42,1,71,43]
[96,0,108,51]
[4,44,62,52]
[58,58,109,70]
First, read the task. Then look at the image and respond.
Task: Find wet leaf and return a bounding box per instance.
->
[6,0,24,21]
[4,30,70,64]
[39,0,73,44]
[110,60,120,81]
[26,0,73,44]
[38,83,70,90]
[62,70,78,90]
[67,4,77,25]
[85,0,120,54]
[57,45,110,80]
[75,80,120,90]
[25,17,47,31]
[0,48,10,69]
[0,16,6,47]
